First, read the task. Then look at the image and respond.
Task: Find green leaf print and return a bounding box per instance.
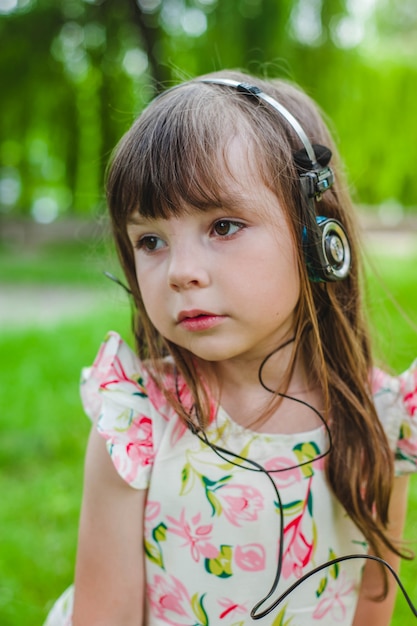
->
[202,475,232,516]
[270,604,293,626]
[306,488,313,516]
[281,499,304,516]
[329,549,339,579]
[293,442,320,478]
[144,539,164,569]
[206,490,222,516]
[202,475,232,488]
[205,545,233,578]
[153,522,167,543]
[191,592,209,626]
[180,462,195,496]
[113,408,134,432]
[314,549,339,598]
[144,523,167,569]
[132,376,148,397]
[316,576,328,597]
[400,421,412,440]
[214,439,254,472]
[352,539,368,551]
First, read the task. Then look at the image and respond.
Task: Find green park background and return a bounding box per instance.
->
[0,0,416,624]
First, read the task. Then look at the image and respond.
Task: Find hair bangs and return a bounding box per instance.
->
[108,84,249,224]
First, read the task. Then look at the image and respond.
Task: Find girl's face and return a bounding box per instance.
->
[127,137,300,369]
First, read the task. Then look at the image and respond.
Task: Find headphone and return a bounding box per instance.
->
[199,78,351,283]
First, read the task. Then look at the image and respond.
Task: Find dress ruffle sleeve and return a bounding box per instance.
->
[80,331,157,489]
[372,359,417,475]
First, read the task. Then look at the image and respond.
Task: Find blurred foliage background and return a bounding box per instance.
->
[0,0,417,227]
[1,0,416,624]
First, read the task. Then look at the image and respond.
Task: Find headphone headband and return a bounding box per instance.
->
[198,77,351,282]
[199,78,318,166]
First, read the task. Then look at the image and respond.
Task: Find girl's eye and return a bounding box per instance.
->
[137,235,165,252]
[213,220,244,237]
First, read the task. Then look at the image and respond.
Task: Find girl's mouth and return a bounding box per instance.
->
[177,310,226,331]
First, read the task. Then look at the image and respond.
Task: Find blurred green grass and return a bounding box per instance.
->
[0,235,416,625]
[0,237,116,285]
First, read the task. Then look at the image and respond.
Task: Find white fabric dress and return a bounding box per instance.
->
[44,331,417,626]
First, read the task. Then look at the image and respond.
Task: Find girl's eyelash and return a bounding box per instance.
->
[212,219,245,237]
[131,218,245,251]
[135,235,164,252]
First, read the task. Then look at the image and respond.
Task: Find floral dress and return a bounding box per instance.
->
[44,331,417,626]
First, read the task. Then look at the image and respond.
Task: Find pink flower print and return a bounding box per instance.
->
[151,371,212,443]
[218,597,247,620]
[176,377,195,414]
[146,375,170,410]
[313,572,354,621]
[397,433,417,459]
[403,391,417,417]
[109,416,154,485]
[167,509,218,562]
[264,456,304,488]
[370,367,388,395]
[282,513,314,579]
[145,500,161,522]
[90,333,121,380]
[216,483,264,526]
[100,351,144,391]
[234,543,266,572]
[148,574,194,626]
[171,417,188,445]
[123,416,154,466]
[161,370,195,415]
[400,364,417,417]
[170,368,217,424]
[312,454,325,471]
[145,501,161,531]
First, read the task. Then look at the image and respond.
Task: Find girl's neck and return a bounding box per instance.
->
[199,343,324,434]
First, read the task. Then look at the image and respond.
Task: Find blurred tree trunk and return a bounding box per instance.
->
[1,0,417,217]
[127,0,170,93]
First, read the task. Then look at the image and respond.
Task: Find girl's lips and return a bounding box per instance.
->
[177,310,226,331]
[177,309,215,322]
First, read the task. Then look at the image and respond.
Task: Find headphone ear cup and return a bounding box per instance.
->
[303,216,351,282]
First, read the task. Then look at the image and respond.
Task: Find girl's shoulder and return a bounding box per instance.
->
[79,332,178,489]
[371,359,417,475]
[80,331,175,423]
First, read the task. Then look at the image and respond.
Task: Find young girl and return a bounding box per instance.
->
[45,70,417,626]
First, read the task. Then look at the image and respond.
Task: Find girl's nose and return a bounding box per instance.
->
[168,247,211,291]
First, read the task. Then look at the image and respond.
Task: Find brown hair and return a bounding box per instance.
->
[106,70,405,595]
